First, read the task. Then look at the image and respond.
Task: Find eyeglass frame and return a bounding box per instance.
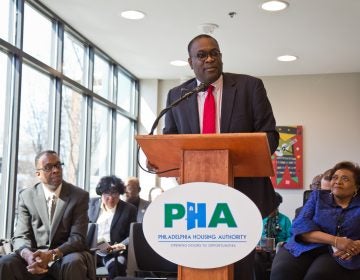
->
[102,191,120,198]
[331,174,352,183]
[192,49,222,62]
[36,162,64,173]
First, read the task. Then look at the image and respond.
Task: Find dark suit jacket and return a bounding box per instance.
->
[88,198,137,246]
[163,73,279,217]
[136,198,151,222]
[13,181,89,256]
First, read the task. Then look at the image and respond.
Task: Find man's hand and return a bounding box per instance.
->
[26,261,48,275]
[20,248,36,266]
[20,248,50,275]
[26,250,53,274]
[146,159,158,173]
[32,250,53,268]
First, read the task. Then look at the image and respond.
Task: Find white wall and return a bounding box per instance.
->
[139,73,360,220]
[263,73,360,219]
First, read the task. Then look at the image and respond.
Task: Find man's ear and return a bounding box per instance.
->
[188,57,194,70]
[35,171,40,177]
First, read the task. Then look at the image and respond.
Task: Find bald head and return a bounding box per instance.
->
[125,177,141,203]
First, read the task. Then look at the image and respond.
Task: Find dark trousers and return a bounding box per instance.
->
[234,250,256,280]
[254,250,275,280]
[0,251,94,280]
[271,246,360,280]
[103,253,127,278]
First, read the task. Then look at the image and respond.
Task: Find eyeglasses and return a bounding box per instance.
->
[103,191,120,198]
[36,162,64,172]
[331,175,351,183]
[194,49,222,61]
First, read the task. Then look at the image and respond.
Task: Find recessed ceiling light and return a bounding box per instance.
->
[277,55,298,62]
[261,1,289,12]
[120,10,145,20]
[170,60,188,67]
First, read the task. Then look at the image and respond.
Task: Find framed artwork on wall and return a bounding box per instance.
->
[271,126,303,189]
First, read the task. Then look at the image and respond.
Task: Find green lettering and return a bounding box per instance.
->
[208,203,237,228]
[164,204,186,227]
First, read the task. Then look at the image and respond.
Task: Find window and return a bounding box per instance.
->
[115,114,134,180]
[63,32,87,86]
[0,0,138,237]
[0,0,10,42]
[17,64,52,192]
[90,101,111,196]
[23,3,55,66]
[117,70,136,114]
[0,51,7,174]
[60,86,86,185]
[0,51,8,235]
[93,53,111,100]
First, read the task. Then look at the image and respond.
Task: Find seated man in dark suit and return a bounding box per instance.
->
[124,177,150,222]
[0,150,95,280]
[88,175,137,278]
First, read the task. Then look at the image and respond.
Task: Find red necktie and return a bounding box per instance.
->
[202,85,216,134]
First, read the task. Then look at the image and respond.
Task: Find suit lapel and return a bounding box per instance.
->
[111,201,124,233]
[50,182,70,242]
[183,80,200,133]
[220,74,236,132]
[34,183,51,232]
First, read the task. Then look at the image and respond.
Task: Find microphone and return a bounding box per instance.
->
[148,82,209,135]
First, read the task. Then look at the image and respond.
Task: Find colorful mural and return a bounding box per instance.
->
[271,126,303,189]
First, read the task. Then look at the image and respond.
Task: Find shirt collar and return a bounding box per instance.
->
[100,201,117,213]
[42,183,62,201]
[196,75,223,96]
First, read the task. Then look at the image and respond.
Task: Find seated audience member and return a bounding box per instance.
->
[262,192,291,245]
[270,161,360,280]
[320,169,332,190]
[88,175,137,278]
[295,170,332,217]
[124,177,150,222]
[309,173,323,190]
[255,192,291,280]
[148,186,164,202]
[0,150,95,280]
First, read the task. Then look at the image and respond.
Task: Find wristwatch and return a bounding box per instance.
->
[51,249,61,262]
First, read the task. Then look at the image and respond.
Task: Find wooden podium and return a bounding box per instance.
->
[136,133,274,280]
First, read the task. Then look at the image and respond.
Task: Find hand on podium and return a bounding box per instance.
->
[146,159,158,173]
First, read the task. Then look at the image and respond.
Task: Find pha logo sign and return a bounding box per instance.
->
[143,182,262,269]
[165,202,237,230]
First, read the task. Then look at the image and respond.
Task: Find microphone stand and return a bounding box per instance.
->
[137,82,209,175]
[148,82,209,135]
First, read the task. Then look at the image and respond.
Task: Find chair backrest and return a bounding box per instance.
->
[131,222,177,274]
[303,190,313,205]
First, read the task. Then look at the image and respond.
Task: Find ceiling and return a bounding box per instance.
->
[40,0,360,80]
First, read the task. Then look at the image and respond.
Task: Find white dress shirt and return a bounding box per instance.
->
[97,202,117,243]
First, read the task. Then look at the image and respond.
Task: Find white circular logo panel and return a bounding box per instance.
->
[143,182,262,269]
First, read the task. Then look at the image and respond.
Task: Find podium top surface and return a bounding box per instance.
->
[136,133,274,178]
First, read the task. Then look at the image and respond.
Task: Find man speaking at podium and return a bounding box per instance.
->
[162,34,279,279]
